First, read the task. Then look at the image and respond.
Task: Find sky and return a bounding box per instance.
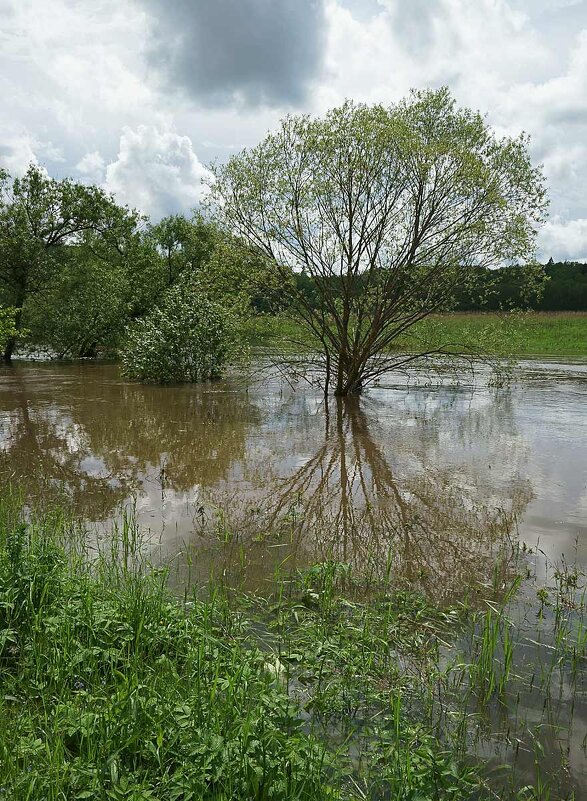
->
[0,0,586,260]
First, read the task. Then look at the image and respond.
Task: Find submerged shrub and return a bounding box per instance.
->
[121,281,241,384]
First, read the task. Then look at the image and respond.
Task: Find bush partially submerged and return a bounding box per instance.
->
[121,281,242,384]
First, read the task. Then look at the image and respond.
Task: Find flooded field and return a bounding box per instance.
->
[1,358,586,797]
[1,358,585,586]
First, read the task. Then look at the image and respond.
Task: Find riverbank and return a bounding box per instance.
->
[1,491,585,800]
[246,311,587,357]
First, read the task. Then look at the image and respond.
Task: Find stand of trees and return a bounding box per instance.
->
[292,260,587,315]
[452,260,587,312]
[0,165,275,367]
[0,165,138,360]
[2,92,585,387]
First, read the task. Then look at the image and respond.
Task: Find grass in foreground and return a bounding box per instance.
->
[0,503,332,800]
[1,493,585,800]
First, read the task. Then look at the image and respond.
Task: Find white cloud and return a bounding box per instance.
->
[0,0,157,179]
[0,0,586,256]
[76,151,106,183]
[104,125,211,219]
[318,0,552,110]
[0,133,61,175]
[0,135,40,175]
[539,218,587,262]
[542,143,586,185]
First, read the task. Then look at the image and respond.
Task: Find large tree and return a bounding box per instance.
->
[0,164,136,360]
[209,88,548,395]
[23,244,131,358]
[145,213,219,288]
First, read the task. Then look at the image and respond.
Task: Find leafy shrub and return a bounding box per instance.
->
[121,281,242,384]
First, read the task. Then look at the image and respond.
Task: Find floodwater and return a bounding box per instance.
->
[1,357,586,795]
[0,359,585,591]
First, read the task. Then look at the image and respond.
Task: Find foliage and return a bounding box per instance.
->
[0,164,137,360]
[0,306,19,352]
[121,280,242,384]
[24,248,130,358]
[129,217,279,347]
[261,565,480,799]
[1,491,585,800]
[209,87,548,395]
[145,213,220,288]
[538,260,587,310]
[450,260,587,312]
[0,169,263,360]
[200,237,292,315]
[0,501,334,801]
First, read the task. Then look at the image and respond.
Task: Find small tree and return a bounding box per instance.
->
[145,213,220,288]
[209,88,548,395]
[24,248,130,358]
[121,281,240,384]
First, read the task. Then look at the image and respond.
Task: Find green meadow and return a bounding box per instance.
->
[247,311,587,358]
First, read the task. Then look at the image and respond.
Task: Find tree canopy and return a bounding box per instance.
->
[209,88,548,395]
[0,164,137,360]
[0,167,264,367]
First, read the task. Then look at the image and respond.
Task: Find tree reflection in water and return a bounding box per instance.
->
[0,364,260,521]
[0,364,533,602]
[202,396,531,604]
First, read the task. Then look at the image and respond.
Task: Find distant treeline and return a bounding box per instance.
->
[288,260,587,315]
[454,261,587,312]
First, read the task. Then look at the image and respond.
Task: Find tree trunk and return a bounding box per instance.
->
[79,342,98,358]
[333,353,364,396]
[2,338,16,363]
[2,307,23,363]
[334,353,347,396]
[324,351,331,398]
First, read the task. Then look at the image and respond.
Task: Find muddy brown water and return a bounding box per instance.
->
[1,358,585,590]
[1,357,586,795]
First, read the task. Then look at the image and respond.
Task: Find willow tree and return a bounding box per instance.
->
[209,88,547,395]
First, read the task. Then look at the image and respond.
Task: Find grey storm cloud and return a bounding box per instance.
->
[144,0,327,107]
[1,0,586,256]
